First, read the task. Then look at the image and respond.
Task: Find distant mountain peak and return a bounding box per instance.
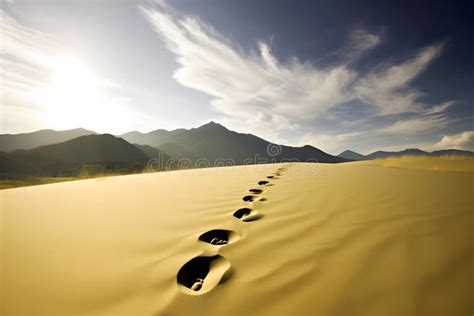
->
[198,121,228,130]
[339,150,357,154]
[338,150,368,161]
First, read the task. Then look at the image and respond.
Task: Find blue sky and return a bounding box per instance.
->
[1,0,473,154]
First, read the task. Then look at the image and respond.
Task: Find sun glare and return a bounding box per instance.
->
[52,56,99,93]
[25,55,129,133]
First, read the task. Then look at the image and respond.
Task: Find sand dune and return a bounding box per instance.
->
[1,159,473,315]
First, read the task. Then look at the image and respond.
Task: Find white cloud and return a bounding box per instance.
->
[367,131,474,153]
[141,3,362,128]
[380,114,449,135]
[218,114,296,145]
[346,29,381,60]
[433,131,474,151]
[354,42,445,114]
[425,101,455,114]
[141,2,457,153]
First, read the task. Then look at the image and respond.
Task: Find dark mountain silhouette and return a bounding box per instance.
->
[133,143,172,168]
[133,143,169,159]
[124,121,347,163]
[156,143,198,162]
[338,150,367,161]
[0,128,95,152]
[13,134,149,163]
[1,134,149,177]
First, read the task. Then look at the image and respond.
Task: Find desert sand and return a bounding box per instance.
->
[1,158,473,315]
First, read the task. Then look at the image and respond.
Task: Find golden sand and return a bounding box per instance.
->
[1,159,473,315]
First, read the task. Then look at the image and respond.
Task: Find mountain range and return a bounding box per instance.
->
[338,148,474,161]
[0,122,346,179]
[121,121,345,164]
[1,122,472,180]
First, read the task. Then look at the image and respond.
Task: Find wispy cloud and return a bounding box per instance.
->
[141,3,367,128]
[1,10,55,107]
[142,1,455,152]
[354,42,445,114]
[346,28,382,60]
[380,114,450,135]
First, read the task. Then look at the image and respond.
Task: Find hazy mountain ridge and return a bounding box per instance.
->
[0,128,95,152]
[338,148,474,161]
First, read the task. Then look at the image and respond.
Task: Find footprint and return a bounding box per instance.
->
[249,188,263,194]
[267,176,275,179]
[198,229,239,246]
[258,180,269,185]
[242,195,255,202]
[233,208,262,222]
[177,255,232,295]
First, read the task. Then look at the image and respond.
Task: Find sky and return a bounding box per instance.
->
[1,0,473,154]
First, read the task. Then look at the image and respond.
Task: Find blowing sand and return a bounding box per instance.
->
[1,159,473,315]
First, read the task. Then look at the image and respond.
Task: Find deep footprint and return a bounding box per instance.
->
[258,180,269,185]
[243,195,255,202]
[177,255,231,295]
[267,176,275,179]
[249,188,263,194]
[233,208,262,222]
[198,229,239,245]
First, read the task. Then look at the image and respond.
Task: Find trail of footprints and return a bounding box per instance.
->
[176,165,290,295]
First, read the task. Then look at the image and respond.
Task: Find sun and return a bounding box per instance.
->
[51,55,100,94]
[25,54,129,132]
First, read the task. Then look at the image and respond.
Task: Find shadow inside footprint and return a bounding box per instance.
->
[267,176,275,179]
[177,255,231,295]
[258,180,269,185]
[233,208,262,222]
[249,188,263,194]
[243,195,255,202]
[198,229,239,245]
